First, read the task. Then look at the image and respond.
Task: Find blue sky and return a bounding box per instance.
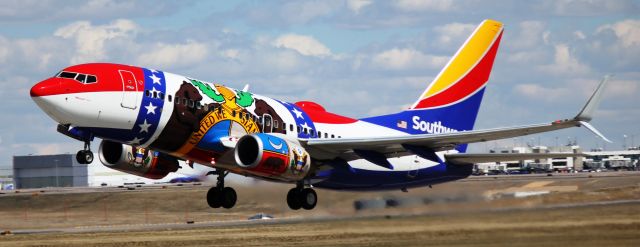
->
[0,0,639,168]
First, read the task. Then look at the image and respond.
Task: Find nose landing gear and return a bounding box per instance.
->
[206,169,237,209]
[76,141,93,164]
[287,181,317,210]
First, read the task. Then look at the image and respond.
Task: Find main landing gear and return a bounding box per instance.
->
[76,141,93,164]
[286,181,317,210]
[206,169,237,209]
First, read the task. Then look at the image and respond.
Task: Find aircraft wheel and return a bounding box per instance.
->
[206,187,221,208]
[300,188,317,210]
[76,150,93,164]
[221,187,237,209]
[286,188,302,210]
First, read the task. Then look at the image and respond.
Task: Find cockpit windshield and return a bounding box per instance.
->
[56,71,98,84]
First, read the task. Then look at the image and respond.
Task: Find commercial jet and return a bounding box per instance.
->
[30,19,611,210]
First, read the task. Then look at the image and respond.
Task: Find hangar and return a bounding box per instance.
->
[12,154,88,189]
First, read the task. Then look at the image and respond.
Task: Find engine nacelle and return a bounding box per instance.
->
[234,133,311,181]
[98,140,179,179]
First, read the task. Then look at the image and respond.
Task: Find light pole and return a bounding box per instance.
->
[54,159,59,187]
[623,135,628,150]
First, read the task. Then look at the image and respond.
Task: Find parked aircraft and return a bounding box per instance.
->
[30,20,610,210]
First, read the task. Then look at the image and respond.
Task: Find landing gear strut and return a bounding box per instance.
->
[287,181,317,210]
[76,141,93,164]
[206,169,237,209]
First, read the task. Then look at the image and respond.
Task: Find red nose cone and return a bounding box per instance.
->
[30,79,60,97]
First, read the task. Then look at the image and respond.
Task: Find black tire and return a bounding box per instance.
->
[76,150,87,164]
[206,187,221,208]
[300,188,317,210]
[286,188,302,210]
[221,187,237,209]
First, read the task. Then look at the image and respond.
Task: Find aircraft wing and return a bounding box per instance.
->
[303,76,611,161]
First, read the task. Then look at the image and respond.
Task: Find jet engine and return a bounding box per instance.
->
[98,140,179,179]
[234,133,311,181]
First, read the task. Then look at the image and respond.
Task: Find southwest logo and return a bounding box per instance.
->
[411,116,458,134]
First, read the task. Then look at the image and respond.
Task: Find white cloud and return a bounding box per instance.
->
[346,0,372,14]
[394,0,454,12]
[542,0,638,16]
[54,19,137,64]
[597,19,640,48]
[538,44,590,76]
[574,31,586,40]
[511,21,546,49]
[513,84,572,102]
[273,34,332,57]
[433,22,476,47]
[137,40,208,68]
[372,48,448,70]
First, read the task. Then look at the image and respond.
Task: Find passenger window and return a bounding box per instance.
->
[303,128,308,134]
[159,92,164,100]
[175,96,180,104]
[231,111,236,117]
[86,75,97,83]
[196,102,202,109]
[75,74,86,83]
[203,104,208,111]
[153,91,158,98]
[297,126,301,132]
[274,120,279,128]
[58,72,77,79]
[188,99,194,108]
[324,133,328,138]
[168,95,172,102]
[289,124,294,132]
[145,90,150,97]
[318,131,322,138]
[183,98,188,105]
[331,134,335,138]
[310,129,315,136]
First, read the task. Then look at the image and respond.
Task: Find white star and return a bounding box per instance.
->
[301,122,311,130]
[139,120,152,133]
[149,74,161,85]
[129,137,142,145]
[149,69,158,73]
[292,108,304,119]
[149,87,160,97]
[145,102,157,114]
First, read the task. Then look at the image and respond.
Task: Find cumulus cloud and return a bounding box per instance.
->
[273,34,332,57]
[540,0,639,16]
[597,19,640,48]
[538,44,591,76]
[346,0,372,14]
[372,48,448,70]
[137,41,209,68]
[510,21,546,49]
[433,22,476,48]
[54,19,137,64]
[394,0,455,12]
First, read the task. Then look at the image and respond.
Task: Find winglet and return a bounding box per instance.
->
[575,75,611,122]
[580,121,613,143]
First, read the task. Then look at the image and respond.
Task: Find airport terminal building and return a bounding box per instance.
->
[13,154,88,189]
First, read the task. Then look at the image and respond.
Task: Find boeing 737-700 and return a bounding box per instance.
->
[30,19,611,210]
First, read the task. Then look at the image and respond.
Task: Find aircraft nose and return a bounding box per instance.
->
[30,78,60,97]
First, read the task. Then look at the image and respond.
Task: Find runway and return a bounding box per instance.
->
[1,172,639,246]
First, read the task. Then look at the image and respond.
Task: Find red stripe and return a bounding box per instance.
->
[414,32,502,109]
[295,101,357,124]
[31,63,145,97]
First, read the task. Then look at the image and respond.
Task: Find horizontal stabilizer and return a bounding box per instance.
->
[445,152,583,165]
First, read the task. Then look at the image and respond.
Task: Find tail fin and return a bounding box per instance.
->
[411,19,503,111]
[361,20,503,151]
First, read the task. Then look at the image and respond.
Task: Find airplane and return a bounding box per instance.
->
[30,19,611,210]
